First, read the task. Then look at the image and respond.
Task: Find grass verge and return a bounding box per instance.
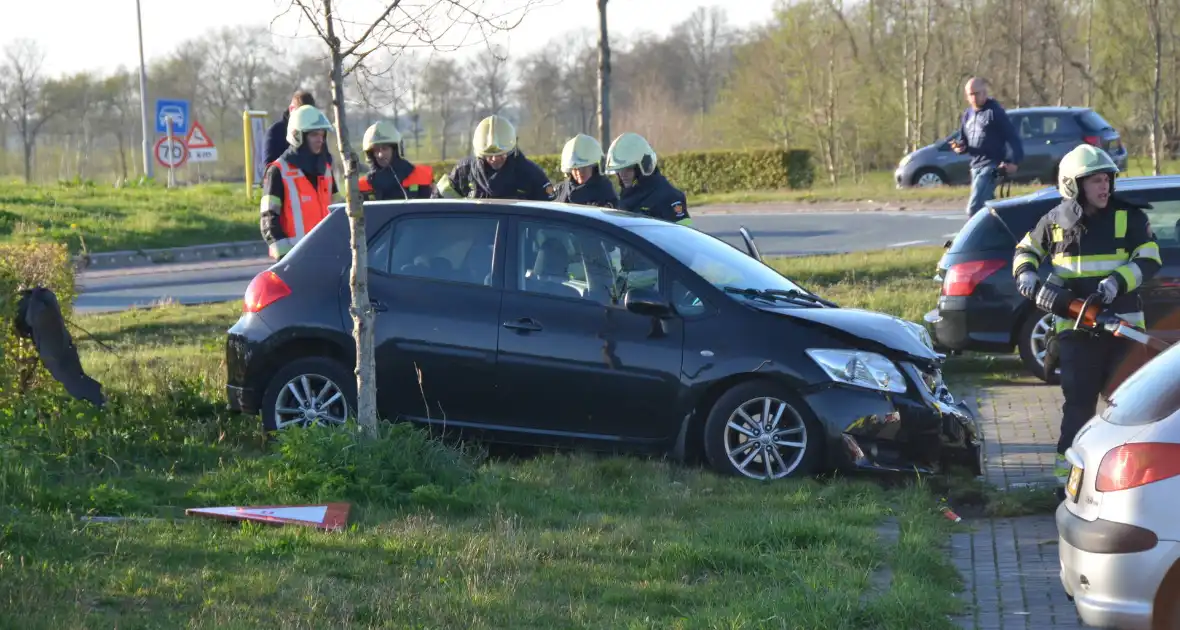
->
[3,245,1049,626]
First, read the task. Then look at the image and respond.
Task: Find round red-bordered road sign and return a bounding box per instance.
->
[154,135,189,168]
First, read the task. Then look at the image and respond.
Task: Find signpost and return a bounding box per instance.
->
[243,110,270,200]
[185,120,218,163]
[154,135,188,169]
[155,99,190,135]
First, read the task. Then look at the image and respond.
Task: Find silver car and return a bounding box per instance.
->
[894,106,1128,188]
[1057,340,1180,629]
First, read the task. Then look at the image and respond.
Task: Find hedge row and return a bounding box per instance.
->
[420,148,814,196]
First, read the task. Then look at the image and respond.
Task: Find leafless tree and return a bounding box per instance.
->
[675,5,732,116]
[597,0,611,151]
[0,39,57,182]
[280,0,537,433]
[423,57,465,159]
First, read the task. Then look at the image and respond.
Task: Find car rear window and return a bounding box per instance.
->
[1102,344,1180,426]
[947,199,1055,254]
[1077,110,1115,132]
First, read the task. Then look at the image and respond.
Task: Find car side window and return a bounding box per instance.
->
[672,279,707,317]
[517,221,591,301]
[386,216,500,286]
[367,225,393,273]
[1016,115,1041,139]
[1141,200,1180,249]
[516,220,660,306]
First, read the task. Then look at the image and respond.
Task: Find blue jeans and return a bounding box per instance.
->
[966,167,997,216]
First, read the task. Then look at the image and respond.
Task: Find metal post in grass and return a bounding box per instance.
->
[136,0,153,180]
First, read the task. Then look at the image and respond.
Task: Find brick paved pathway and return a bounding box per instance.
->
[949,382,1087,630]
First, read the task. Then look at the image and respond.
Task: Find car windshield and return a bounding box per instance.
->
[629,224,812,300]
[1101,343,1180,426]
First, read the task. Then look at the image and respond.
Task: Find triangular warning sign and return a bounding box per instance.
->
[186,502,350,531]
[185,120,214,149]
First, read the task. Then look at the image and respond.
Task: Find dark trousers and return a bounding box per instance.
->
[1056,331,1131,454]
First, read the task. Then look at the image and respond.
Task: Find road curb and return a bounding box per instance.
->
[77,241,267,271]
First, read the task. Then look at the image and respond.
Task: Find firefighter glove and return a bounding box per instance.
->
[1017,271,1038,300]
[1098,275,1119,304]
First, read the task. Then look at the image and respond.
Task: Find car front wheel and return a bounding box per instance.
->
[1018,312,1060,384]
[260,356,357,432]
[702,380,822,480]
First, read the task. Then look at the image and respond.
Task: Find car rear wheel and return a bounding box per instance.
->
[260,356,357,432]
[702,380,822,480]
[1018,312,1060,384]
[912,168,947,187]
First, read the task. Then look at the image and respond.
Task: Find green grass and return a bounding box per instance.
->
[0,179,256,254]
[1,246,1048,627]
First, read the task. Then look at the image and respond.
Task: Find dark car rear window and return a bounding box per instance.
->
[1102,344,1180,426]
[1077,110,1115,132]
[947,198,1056,254]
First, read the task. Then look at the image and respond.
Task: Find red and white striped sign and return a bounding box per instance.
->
[186,502,351,531]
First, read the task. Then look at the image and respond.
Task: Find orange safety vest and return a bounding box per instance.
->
[274,157,334,251]
[358,164,434,199]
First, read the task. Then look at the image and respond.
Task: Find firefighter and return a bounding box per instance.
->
[432,115,555,201]
[357,121,433,200]
[605,132,692,226]
[553,133,619,208]
[1011,144,1162,484]
[259,104,339,261]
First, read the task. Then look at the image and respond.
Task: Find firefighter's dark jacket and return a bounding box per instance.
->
[362,156,432,200]
[432,150,554,201]
[1012,194,1163,325]
[553,169,619,208]
[617,167,692,225]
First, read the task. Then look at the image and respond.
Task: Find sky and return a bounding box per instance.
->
[5,0,779,77]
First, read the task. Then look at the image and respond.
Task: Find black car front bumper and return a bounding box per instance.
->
[802,364,982,475]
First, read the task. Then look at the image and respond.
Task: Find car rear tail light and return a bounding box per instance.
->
[941,259,1006,297]
[1095,443,1180,492]
[1083,135,1101,146]
[243,270,291,313]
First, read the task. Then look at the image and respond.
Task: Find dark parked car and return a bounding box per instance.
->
[924,175,1180,383]
[895,106,1128,188]
[226,199,982,479]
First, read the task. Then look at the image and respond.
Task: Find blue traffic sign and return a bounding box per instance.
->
[155,99,190,135]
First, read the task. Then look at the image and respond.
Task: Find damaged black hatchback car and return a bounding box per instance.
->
[225,199,982,479]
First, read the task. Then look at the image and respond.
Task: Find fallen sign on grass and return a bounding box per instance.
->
[186,502,351,531]
[13,287,105,407]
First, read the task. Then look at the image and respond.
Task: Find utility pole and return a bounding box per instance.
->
[136,0,154,179]
[596,0,611,149]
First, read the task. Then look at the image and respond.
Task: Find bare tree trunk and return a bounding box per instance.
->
[1014,0,1023,106]
[596,0,611,150]
[901,0,912,152]
[23,139,34,183]
[324,0,378,434]
[1084,0,1094,107]
[1147,0,1163,175]
[916,0,932,144]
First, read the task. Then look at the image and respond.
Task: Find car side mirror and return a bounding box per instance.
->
[624,287,673,318]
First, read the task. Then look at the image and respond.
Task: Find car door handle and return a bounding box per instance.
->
[370,299,388,312]
[502,318,542,332]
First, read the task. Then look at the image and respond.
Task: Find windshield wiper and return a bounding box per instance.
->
[722,286,839,308]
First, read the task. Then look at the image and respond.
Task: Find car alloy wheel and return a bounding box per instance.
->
[1029,314,1052,369]
[722,396,808,480]
[915,170,945,187]
[1018,312,1060,384]
[273,373,351,429]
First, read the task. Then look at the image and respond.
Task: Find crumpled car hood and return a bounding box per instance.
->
[754,304,938,362]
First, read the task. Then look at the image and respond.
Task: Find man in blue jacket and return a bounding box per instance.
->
[950,77,1024,216]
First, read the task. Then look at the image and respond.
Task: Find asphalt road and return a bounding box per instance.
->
[74,209,966,314]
